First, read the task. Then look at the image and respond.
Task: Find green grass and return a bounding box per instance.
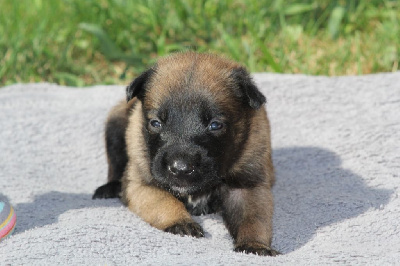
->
[0,0,399,86]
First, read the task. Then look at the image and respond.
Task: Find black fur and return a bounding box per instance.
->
[235,244,280,256]
[126,68,155,102]
[143,94,234,196]
[230,67,266,109]
[92,180,121,199]
[164,220,204,238]
[179,189,222,216]
[105,117,129,181]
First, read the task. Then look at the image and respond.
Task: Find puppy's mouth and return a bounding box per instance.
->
[158,175,210,196]
[170,185,193,195]
[151,170,219,196]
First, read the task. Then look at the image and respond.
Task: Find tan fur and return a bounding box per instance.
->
[144,52,242,113]
[230,108,275,187]
[230,186,274,247]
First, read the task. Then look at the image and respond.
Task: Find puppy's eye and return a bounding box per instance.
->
[150,119,162,128]
[208,121,223,131]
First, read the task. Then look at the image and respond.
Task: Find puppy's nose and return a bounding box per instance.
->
[168,159,194,176]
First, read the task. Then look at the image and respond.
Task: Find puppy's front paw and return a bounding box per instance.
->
[235,243,280,256]
[164,221,204,238]
[92,181,121,199]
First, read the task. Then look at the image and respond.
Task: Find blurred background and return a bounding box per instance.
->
[0,0,399,86]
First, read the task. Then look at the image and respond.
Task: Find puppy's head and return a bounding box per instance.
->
[127,52,266,195]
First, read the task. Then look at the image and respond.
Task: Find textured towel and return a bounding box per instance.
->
[0,73,399,265]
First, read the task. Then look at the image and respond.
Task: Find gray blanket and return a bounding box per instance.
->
[1,73,399,265]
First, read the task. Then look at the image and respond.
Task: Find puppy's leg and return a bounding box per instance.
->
[93,103,129,199]
[222,185,279,256]
[123,180,204,238]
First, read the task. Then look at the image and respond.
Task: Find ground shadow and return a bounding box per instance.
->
[10,192,121,234]
[0,194,10,203]
[272,146,392,253]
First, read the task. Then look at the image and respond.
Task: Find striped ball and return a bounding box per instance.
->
[0,202,16,241]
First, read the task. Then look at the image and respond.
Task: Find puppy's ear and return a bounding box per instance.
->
[231,67,266,109]
[126,68,154,102]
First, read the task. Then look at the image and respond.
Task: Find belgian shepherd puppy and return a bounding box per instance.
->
[93,52,279,256]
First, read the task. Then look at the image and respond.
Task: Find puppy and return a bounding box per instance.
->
[93,52,279,256]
